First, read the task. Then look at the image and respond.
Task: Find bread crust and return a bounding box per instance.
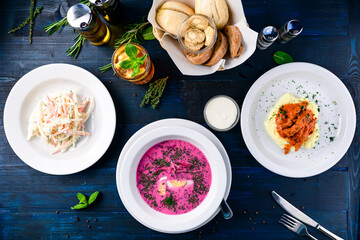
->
[235,45,243,58]
[204,31,228,66]
[222,25,241,58]
[160,1,195,15]
[185,46,214,65]
[156,1,195,36]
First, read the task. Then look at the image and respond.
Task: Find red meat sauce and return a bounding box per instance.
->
[275,101,317,154]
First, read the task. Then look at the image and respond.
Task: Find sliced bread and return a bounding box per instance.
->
[222,25,241,58]
[235,45,243,58]
[204,31,228,66]
[185,47,214,65]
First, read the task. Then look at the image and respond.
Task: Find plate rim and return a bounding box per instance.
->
[3,63,116,175]
[240,62,356,178]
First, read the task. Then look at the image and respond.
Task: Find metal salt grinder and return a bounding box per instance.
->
[89,0,121,24]
[257,26,278,50]
[67,3,111,46]
[278,19,303,43]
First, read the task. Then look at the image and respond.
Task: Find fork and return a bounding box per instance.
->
[279,213,318,240]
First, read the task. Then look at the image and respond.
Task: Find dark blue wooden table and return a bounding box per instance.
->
[1,0,359,239]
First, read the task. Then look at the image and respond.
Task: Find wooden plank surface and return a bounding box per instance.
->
[0,0,359,239]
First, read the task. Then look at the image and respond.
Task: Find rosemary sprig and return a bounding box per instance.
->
[141,77,168,109]
[99,63,113,73]
[8,6,42,34]
[43,17,68,36]
[114,21,150,49]
[66,34,86,58]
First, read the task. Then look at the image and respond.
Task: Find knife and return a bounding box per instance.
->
[272,191,343,240]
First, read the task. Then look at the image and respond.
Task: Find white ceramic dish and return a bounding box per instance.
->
[116,118,232,233]
[241,62,356,178]
[148,0,258,76]
[3,63,116,175]
[117,124,227,233]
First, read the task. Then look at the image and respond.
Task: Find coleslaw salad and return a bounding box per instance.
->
[27,90,94,154]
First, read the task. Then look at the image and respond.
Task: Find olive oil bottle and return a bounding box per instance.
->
[89,0,121,24]
[67,3,111,46]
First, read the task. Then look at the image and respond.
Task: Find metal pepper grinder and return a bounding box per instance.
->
[278,19,303,43]
[67,3,111,46]
[89,0,121,24]
[257,26,278,50]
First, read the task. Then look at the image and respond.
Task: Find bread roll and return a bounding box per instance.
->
[185,47,214,65]
[156,1,195,36]
[223,25,241,58]
[195,0,229,29]
[204,31,228,66]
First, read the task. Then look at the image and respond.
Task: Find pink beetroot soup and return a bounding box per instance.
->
[136,139,212,215]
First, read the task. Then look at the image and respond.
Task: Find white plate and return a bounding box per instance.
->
[3,63,116,175]
[241,62,356,178]
[116,119,232,233]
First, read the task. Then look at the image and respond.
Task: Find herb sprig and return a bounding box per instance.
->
[114,21,155,49]
[8,0,42,44]
[140,77,168,109]
[99,63,113,73]
[29,0,36,44]
[71,191,99,210]
[66,34,87,59]
[8,6,42,34]
[43,17,68,36]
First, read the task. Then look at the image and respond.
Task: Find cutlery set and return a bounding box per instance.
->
[272,191,343,240]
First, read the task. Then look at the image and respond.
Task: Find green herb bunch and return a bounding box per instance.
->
[8,0,43,44]
[140,77,168,109]
[71,191,99,210]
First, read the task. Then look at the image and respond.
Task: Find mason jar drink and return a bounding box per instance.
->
[112,43,154,85]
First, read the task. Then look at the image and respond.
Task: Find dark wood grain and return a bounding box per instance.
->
[346,0,360,239]
[0,0,358,239]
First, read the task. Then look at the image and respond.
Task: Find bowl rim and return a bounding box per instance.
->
[118,126,227,233]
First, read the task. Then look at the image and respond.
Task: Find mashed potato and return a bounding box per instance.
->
[264,93,319,153]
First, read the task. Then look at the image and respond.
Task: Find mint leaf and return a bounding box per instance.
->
[273,51,293,65]
[77,193,87,204]
[71,203,88,210]
[136,54,147,65]
[119,60,135,69]
[132,66,140,78]
[125,43,138,59]
[120,43,148,78]
[88,191,99,205]
[141,26,155,40]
